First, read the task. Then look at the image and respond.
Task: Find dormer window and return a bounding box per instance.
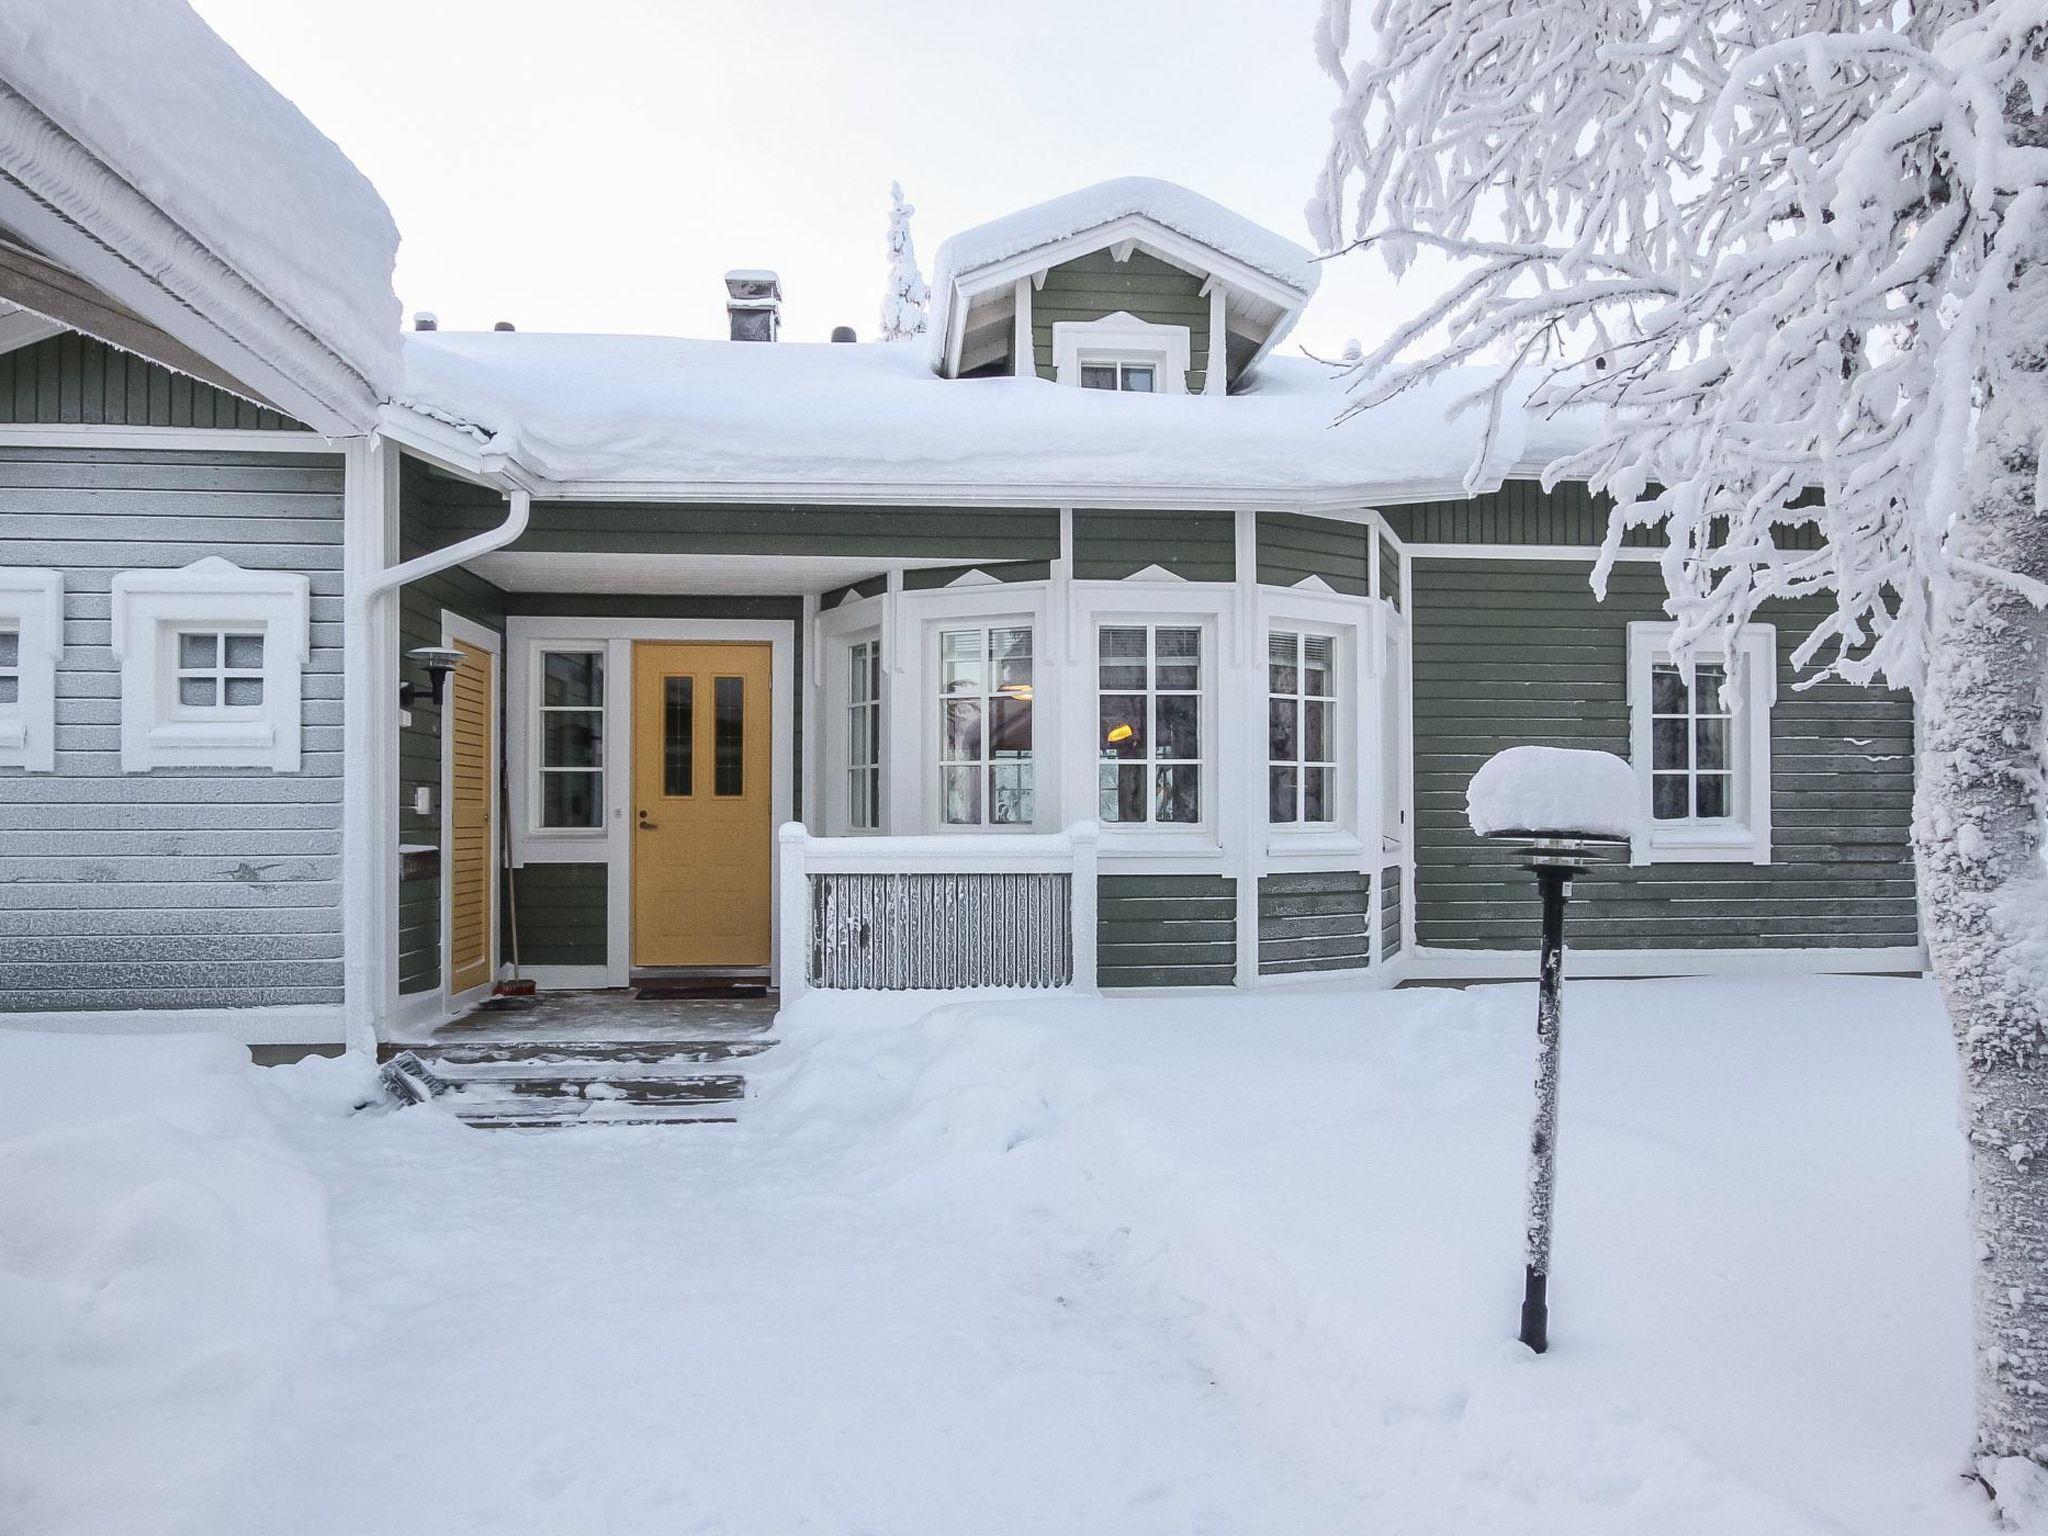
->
[1080,361,1155,393]
[1053,313,1191,395]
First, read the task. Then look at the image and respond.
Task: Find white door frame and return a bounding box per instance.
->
[440,612,502,1016]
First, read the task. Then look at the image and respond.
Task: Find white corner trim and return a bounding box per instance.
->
[0,567,62,771]
[111,557,310,773]
[1051,312,1193,394]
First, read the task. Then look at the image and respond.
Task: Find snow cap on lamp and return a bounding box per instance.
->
[1466,745,1641,842]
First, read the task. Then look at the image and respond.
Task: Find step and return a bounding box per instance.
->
[379,1046,765,1130]
[392,1039,776,1070]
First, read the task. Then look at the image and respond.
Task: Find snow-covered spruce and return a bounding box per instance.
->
[879,181,929,343]
[1313,0,2048,1501]
[1465,745,1640,842]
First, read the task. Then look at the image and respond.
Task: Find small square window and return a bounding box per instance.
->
[173,630,265,715]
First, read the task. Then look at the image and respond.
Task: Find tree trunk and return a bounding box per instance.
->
[1916,254,2048,1504]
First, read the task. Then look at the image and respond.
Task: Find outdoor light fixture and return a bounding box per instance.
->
[1466,746,1642,1356]
[400,646,465,709]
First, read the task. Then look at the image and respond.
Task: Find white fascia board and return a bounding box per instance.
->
[374,403,541,493]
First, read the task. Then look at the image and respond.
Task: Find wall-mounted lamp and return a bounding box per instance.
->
[400,646,465,708]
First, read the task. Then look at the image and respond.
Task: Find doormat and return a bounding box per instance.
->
[632,982,770,1001]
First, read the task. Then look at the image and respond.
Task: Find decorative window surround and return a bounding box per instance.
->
[112,558,308,773]
[1626,621,1776,865]
[0,568,62,772]
[1257,588,1373,863]
[1051,312,1192,395]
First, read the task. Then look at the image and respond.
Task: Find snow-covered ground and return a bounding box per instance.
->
[1,976,1987,1535]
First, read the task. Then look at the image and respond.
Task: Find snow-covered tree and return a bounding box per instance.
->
[880,181,930,342]
[1312,0,2048,1506]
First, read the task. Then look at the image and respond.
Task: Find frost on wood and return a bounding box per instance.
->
[1466,745,1640,841]
[880,182,930,343]
[1313,0,2048,1490]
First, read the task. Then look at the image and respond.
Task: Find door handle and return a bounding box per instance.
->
[638,812,659,830]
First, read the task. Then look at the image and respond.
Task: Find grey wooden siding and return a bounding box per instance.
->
[1379,866,1403,958]
[1257,512,1369,594]
[505,863,607,967]
[1074,510,1235,582]
[0,446,345,1013]
[1031,249,1211,393]
[0,332,303,430]
[1257,871,1372,975]
[1097,873,1237,987]
[1409,559,1918,951]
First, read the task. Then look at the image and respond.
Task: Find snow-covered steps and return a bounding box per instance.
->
[378,1039,769,1130]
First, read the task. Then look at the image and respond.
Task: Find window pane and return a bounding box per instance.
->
[1154,627,1200,690]
[0,677,16,705]
[1100,761,1146,823]
[1303,700,1332,763]
[543,710,602,769]
[941,765,981,824]
[0,631,17,668]
[942,700,982,761]
[992,629,1033,691]
[179,677,217,707]
[1121,365,1154,393]
[1099,695,1146,759]
[543,651,603,708]
[1080,364,1117,390]
[223,677,264,707]
[713,676,744,796]
[1155,693,1199,760]
[1155,764,1198,823]
[1651,717,1688,770]
[939,630,983,694]
[989,696,1032,756]
[1098,626,1146,690]
[1652,773,1689,820]
[1696,664,1728,712]
[1269,765,1298,823]
[1303,766,1332,823]
[179,632,218,669]
[1269,696,1298,761]
[1695,717,1730,770]
[990,763,1034,824]
[849,769,872,830]
[223,633,264,670]
[1695,773,1731,818]
[1302,635,1335,698]
[664,676,693,796]
[1268,631,1299,695]
[542,770,600,828]
[1650,664,1687,714]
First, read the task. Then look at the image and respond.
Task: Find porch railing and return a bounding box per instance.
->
[777,823,1099,1001]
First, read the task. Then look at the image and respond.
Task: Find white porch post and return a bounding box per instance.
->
[1069,820,1100,993]
[778,823,810,1005]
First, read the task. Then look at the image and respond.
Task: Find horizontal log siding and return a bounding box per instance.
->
[1097,873,1237,987]
[1030,249,1210,394]
[0,446,345,1012]
[0,332,304,430]
[1379,867,1403,959]
[1408,559,1918,951]
[1074,509,1235,582]
[396,459,509,995]
[1258,871,1372,975]
[504,863,607,967]
[1257,512,1369,594]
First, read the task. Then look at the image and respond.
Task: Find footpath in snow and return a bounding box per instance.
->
[0,976,1985,1535]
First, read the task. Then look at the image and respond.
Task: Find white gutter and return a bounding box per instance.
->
[363,488,531,601]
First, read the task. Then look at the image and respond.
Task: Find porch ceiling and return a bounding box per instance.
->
[469,549,970,596]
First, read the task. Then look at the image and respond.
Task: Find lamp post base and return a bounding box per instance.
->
[1519,1265,1549,1354]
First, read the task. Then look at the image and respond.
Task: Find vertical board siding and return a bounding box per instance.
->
[1378,535,1402,609]
[0,332,304,430]
[1257,871,1372,975]
[1097,873,1237,987]
[1074,509,1236,582]
[810,872,1072,989]
[1379,866,1403,959]
[0,446,345,1011]
[1408,559,1919,951]
[1257,512,1370,594]
[502,863,608,966]
[1030,249,1211,393]
[1379,480,1654,548]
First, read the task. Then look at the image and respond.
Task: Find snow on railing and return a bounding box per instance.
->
[777,823,1099,1001]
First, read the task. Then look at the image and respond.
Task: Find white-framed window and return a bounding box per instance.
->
[935,622,1035,827]
[112,558,308,773]
[1051,312,1191,395]
[1267,629,1336,824]
[1626,622,1776,864]
[1097,622,1203,825]
[847,637,881,831]
[537,648,605,829]
[0,568,61,772]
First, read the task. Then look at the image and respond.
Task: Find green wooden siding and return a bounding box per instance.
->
[1257,512,1369,594]
[1379,534,1402,609]
[1257,871,1372,975]
[901,560,1052,590]
[1097,874,1237,987]
[1380,478,1825,553]
[1074,509,1234,582]
[504,863,608,966]
[0,331,303,430]
[1031,249,1211,393]
[1408,559,1918,951]
[1379,867,1403,958]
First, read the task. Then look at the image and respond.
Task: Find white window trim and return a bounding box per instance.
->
[1256,589,1375,864]
[1051,311,1192,395]
[112,558,308,773]
[817,597,887,836]
[0,568,62,772]
[1626,621,1776,865]
[1093,619,1212,834]
[509,633,612,854]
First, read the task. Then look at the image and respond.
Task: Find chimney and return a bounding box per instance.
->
[412,311,438,332]
[830,325,857,343]
[725,269,781,342]
[493,320,516,332]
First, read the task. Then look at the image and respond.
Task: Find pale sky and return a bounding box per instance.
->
[189,0,1433,356]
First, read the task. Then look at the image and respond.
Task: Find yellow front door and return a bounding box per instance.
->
[447,639,495,996]
[631,641,773,968]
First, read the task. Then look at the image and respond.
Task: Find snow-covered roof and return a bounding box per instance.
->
[400,331,1594,502]
[0,0,403,404]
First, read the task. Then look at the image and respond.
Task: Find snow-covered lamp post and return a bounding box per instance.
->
[1467,746,1642,1355]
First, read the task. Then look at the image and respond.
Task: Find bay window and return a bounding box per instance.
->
[1267,629,1336,824]
[847,637,881,830]
[936,624,1034,826]
[1096,623,1202,825]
